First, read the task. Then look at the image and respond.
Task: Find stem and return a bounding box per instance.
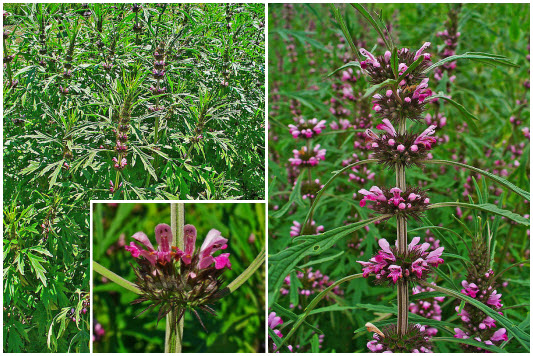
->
[92,261,141,294]
[166,203,185,353]
[396,118,408,336]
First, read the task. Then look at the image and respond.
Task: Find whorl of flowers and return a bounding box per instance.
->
[280,267,343,300]
[359,44,433,123]
[358,186,430,220]
[367,323,433,353]
[410,284,445,337]
[365,119,437,168]
[360,44,431,86]
[288,144,326,167]
[125,224,231,325]
[357,237,444,286]
[288,116,326,139]
[449,230,509,351]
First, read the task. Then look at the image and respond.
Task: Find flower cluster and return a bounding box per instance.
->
[288,117,326,139]
[367,323,433,353]
[365,119,437,168]
[149,42,167,112]
[93,319,105,342]
[434,5,462,82]
[358,186,430,220]
[125,224,231,325]
[280,267,343,301]
[409,284,444,337]
[359,44,433,123]
[357,237,444,286]
[288,145,326,167]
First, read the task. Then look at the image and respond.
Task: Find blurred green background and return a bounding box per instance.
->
[92,202,265,353]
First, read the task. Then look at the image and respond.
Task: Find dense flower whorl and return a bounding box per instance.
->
[360,43,432,86]
[367,323,433,353]
[125,224,231,326]
[357,186,430,220]
[365,119,437,168]
[288,116,326,139]
[300,178,324,200]
[357,237,444,286]
[288,144,326,167]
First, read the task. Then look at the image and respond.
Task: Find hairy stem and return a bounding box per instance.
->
[166,203,185,353]
[396,118,408,335]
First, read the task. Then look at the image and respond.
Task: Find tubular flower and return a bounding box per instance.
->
[367,323,433,353]
[125,224,231,329]
[357,236,444,286]
[289,220,324,238]
[288,116,327,139]
[358,186,430,220]
[280,267,343,300]
[288,144,326,167]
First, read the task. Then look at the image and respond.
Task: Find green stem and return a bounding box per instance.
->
[226,247,265,293]
[165,203,185,353]
[92,261,140,294]
[396,118,408,336]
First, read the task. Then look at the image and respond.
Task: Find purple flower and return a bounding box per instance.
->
[490,328,508,342]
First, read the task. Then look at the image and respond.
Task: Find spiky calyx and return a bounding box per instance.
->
[368,323,433,353]
[369,132,433,169]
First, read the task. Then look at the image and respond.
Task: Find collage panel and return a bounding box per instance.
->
[3,2,265,354]
[91,202,266,353]
[267,3,530,354]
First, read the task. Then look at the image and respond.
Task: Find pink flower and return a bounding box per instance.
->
[124,242,141,258]
[387,265,403,283]
[367,340,384,352]
[214,253,232,269]
[182,224,197,265]
[411,258,427,278]
[415,42,431,60]
[154,224,172,263]
[359,48,380,67]
[479,316,496,330]
[487,291,503,308]
[454,328,469,339]
[490,328,508,342]
[460,280,479,298]
[388,187,405,206]
[414,125,437,148]
[376,119,397,136]
[425,247,444,266]
[198,229,228,269]
[455,306,470,322]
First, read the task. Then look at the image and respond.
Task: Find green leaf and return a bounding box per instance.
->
[424,52,518,73]
[327,61,361,78]
[397,55,424,83]
[350,4,391,51]
[429,202,529,226]
[419,281,530,351]
[278,273,364,348]
[329,4,358,58]
[270,302,322,334]
[270,172,305,219]
[425,92,478,133]
[28,252,47,287]
[363,78,396,99]
[427,160,530,201]
[268,216,386,305]
[298,250,345,269]
[432,337,507,353]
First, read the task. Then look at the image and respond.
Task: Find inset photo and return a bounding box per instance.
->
[91,202,265,353]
